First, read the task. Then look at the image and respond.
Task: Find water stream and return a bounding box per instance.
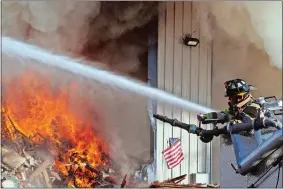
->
[2,37,215,113]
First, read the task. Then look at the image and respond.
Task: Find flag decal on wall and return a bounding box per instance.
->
[162,138,184,169]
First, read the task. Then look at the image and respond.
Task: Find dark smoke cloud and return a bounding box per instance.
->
[84,20,157,74]
[86,2,158,44]
[83,2,158,74]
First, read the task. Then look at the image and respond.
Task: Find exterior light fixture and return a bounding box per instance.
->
[183,34,199,47]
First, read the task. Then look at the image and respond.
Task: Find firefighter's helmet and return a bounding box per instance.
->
[224,79,256,108]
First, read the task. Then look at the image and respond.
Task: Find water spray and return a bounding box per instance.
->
[2,37,215,113]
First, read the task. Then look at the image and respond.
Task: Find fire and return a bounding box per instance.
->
[2,70,110,187]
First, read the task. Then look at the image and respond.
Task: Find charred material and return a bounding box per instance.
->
[149,175,220,188]
[1,110,130,188]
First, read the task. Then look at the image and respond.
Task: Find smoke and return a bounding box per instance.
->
[198,1,282,70]
[243,2,282,70]
[2,1,100,54]
[2,1,158,75]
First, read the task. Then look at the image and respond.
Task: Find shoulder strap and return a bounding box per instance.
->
[243,102,260,118]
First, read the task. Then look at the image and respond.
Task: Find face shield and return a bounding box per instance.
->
[228,92,252,109]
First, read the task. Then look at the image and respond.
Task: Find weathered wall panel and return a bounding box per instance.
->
[180,2,192,184]
[189,2,200,175]
[156,2,213,182]
[163,1,174,180]
[172,1,184,179]
[156,1,166,182]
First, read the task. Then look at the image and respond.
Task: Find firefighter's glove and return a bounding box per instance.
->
[219,113,232,124]
[263,117,282,129]
[253,110,265,130]
[193,126,203,136]
[253,110,282,129]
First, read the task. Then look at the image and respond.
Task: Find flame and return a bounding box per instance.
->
[2,70,110,187]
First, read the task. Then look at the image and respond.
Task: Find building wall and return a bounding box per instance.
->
[156,2,213,183]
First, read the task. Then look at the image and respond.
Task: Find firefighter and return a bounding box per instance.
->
[197,79,259,124]
[197,79,281,130]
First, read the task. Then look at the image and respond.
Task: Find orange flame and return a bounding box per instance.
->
[2,70,109,187]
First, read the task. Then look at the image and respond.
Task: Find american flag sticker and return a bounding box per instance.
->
[162,138,184,169]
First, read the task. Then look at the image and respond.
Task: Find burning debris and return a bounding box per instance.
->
[149,175,220,188]
[1,71,125,188]
[1,145,132,188]
[1,112,139,188]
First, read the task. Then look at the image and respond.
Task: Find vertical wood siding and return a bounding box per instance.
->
[156,1,213,183]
